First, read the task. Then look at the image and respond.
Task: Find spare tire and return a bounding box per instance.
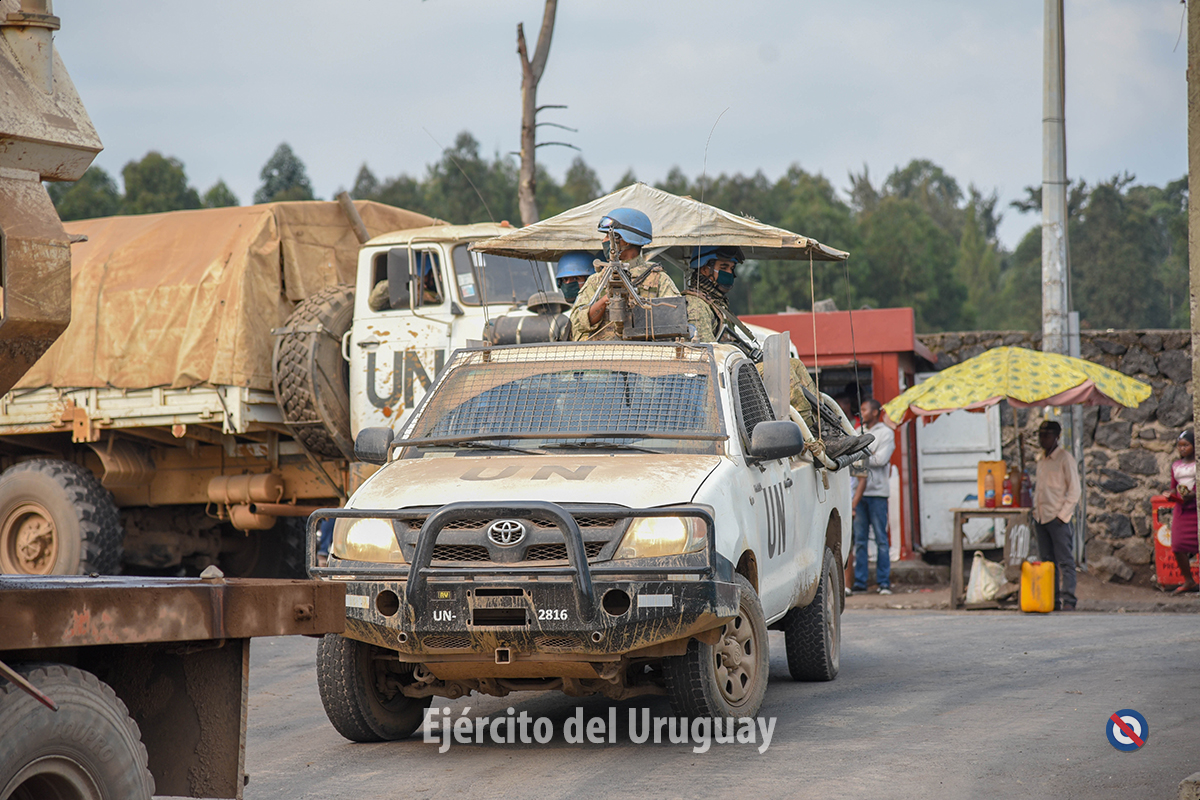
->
[273,284,355,459]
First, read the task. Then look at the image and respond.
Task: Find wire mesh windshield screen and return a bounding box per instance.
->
[403,343,724,452]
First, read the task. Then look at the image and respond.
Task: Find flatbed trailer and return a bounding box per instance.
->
[0,575,345,799]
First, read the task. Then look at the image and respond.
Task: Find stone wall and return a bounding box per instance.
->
[916,330,1193,586]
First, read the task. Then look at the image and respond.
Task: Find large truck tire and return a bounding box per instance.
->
[663,573,769,719]
[0,663,155,800]
[0,460,123,575]
[273,284,355,459]
[782,547,841,681]
[316,634,432,742]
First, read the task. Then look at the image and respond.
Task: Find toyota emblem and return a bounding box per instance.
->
[487,519,526,547]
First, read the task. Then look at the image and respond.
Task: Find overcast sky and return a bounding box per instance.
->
[52,0,1188,249]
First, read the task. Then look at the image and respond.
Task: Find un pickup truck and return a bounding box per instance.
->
[311,338,852,735]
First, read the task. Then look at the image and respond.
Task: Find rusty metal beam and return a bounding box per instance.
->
[0,576,345,651]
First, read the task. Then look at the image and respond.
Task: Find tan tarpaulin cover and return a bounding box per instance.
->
[17,201,436,391]
[471,182,849,262]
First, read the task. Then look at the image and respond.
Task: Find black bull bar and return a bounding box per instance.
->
[306,501,731,621]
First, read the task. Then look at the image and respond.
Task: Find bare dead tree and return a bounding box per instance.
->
[516,0,558,226]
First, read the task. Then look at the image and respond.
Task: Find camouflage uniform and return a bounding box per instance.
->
[568,253,680,341]
[686,289,818,429]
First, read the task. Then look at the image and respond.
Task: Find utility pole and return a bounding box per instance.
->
[1041,0,1084,563]
[1041,0,1069,357]
[1190,0,1200,433]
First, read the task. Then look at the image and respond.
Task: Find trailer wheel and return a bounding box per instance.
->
[663,573,769,719]
[0,460,122,575]
[782,547,841,681]
[0,663,154,800]
[273,284,355,459]
[316,634,431,742]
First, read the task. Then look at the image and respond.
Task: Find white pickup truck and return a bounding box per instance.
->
[311,337,853,735]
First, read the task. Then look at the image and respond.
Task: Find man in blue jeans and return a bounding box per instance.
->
[851,398,895,595]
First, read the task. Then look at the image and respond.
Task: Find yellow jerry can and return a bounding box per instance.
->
[1020,561,1055,613]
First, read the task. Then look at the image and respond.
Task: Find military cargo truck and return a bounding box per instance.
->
[0,203,557,576]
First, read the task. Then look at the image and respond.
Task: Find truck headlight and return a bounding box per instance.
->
[332,518,404,563]
[615,517,707,559]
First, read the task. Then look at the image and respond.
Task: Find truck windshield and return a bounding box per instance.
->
[453,245,553,306]
[402,343,725,454]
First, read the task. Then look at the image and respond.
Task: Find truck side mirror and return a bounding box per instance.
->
[386,248,411,309]
[354,427,395,465]
[749,420,805,461]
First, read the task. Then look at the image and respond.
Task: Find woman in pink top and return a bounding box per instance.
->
[1168,429,1197,594]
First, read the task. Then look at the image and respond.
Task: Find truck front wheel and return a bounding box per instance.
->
[782,547,841,681]
[316,634,432,742]
[663,573,769,719]
[0,460,123,575]
[0,663,154,800]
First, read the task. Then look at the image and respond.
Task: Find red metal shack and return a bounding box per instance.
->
[743,308,936,560]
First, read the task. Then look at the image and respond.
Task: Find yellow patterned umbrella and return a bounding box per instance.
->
[883,346,1152,426]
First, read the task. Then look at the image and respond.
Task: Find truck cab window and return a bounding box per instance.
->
[367,249,444,312]
[452,245,551,306]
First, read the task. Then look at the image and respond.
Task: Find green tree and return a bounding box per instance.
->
[46,166,121,221]
[611,169,637,192]
[254,143,315,203]
[351,164,379,199]
[121,152,201,215]
[882,159,964,240]
[560,156,602,208]
[202,179,239,208]
[422,132,518,224]
[855,196,966,331]
[955,200,1000,328]
[1003,174,1188,330]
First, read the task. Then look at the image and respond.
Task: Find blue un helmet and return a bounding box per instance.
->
[687,245,746,270]
[597,208,652,247]
[555,251,596,280]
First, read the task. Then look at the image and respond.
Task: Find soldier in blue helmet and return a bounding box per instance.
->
[554,251,596,304]
[367,251,442,312]
[568,208,680,341]
[685,245,868,459]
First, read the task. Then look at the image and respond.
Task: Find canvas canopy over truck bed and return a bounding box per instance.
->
[17,201,436,391]
[0,201,438,579]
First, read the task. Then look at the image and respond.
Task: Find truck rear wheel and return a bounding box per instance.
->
[0,663,154,800]
[316,634,432,742]
[782,547,841,681]
[273,284,355,459]
[663,573,769,719]
[219,517,307,579]
[0,460,122,575]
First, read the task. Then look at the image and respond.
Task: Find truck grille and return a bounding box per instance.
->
[431,544,491,562]
[524,542,606,561]
[403,513,626,565]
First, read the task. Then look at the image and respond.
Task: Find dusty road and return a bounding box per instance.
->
[244,611,1200,800]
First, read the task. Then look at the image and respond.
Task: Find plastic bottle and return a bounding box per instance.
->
[1001,474,1014,507]
[984,469,996,508]
[1020,470,1034,508]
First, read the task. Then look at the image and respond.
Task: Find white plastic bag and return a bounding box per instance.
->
[965,550,1006,604]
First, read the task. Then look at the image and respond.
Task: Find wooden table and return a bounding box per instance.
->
[949,507,1034,609]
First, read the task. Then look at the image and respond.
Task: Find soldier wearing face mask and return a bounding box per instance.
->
[686,246,838,443]
[554,251,596,304]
